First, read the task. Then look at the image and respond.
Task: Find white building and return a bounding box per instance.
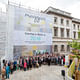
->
[0,11,7,59]
[0,3,80,63]
[72,18,80,39]
[44,6,80,54]
[0,3,53,65]
[0,11,7,69]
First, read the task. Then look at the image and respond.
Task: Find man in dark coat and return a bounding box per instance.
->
[47,56,51,66]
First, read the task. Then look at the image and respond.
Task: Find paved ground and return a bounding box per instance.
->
[7,65,65,80]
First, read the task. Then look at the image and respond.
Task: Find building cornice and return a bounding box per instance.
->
[43,6,80,23]
[72,17,80,24]
[44,6,72,19]
[53,37,72,39]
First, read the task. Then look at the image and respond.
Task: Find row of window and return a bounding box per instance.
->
[73,24,80,30]
[54,45,70,52]
[54,17,70,26]
[54,17,80,30]
[54,27,78,39]
[54,28,78,39]
[54,27,70,38]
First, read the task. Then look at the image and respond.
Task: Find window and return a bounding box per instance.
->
[73,24,75,29]
[73,32,76,39]
[66,29,70,38]
[66,20,69,26]
[61,45,65,52]
[61,28,64,38]
[54,27,58,37]
[67,45,70,52]
[61,18,64,25]
[54,45,58,52]
[54,17,57,23]
[78,25,79,30]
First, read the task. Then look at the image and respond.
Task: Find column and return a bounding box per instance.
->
[64,28,66,38]
[76,32,78,39]
[58,45,61,54]
[58,27,60,37]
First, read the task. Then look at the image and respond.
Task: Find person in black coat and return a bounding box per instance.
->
[47,56,51,66]
[38,57,42,67]
[29,58,32,69]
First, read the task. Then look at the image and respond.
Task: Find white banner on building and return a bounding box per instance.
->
[14,6,53,33]
[13,31,52,45]
[13,6,53,45]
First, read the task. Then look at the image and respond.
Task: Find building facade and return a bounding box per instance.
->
[44,7,80,54]
[0,4,80,62]
[0,3,54,64]
[0,11,7,59]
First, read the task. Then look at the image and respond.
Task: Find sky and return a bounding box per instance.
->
[0,0,80,18]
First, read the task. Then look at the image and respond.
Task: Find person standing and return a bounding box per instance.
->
[61,57,63,66]
[32,58,35,68]
[47,56,51,66]
[63,56,65,65]
[19,58,23,70]
[10,62,13,74]
[1,66,6,80]
[29,58,32,69]
[27,57,29,70]
[36,59,39,68]
[17,59,19,70]
[22,58,24,70]
[24,60,27,71]
[38,57,41,67]
[13,60,17,71]
[6,64,10,79]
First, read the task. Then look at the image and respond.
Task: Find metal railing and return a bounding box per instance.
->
[65,59,76,80]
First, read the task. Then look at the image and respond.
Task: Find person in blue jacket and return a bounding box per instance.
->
[6,63,10,79]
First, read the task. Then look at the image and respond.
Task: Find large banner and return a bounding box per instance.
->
[13,6,53,45]
[14,31,52,45]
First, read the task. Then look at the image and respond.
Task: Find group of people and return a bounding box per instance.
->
[1,53,65,80]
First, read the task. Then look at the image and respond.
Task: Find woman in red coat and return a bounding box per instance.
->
[24,60,27,71]
[63,57,65,65]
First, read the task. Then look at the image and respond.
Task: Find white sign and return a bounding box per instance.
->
[13,5,53,45]
[65,55,69,66]
[14,6,53,33]
[14,31,52,45]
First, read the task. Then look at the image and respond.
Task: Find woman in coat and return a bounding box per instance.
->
[24,60,27,71]
[1,66,6,80]
[6,64,10,79]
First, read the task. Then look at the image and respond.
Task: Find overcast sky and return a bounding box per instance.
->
[0,0,80,18]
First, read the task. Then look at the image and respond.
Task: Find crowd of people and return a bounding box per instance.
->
[1,53,65,80]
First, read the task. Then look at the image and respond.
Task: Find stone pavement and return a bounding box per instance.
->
[7,65,66,80]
